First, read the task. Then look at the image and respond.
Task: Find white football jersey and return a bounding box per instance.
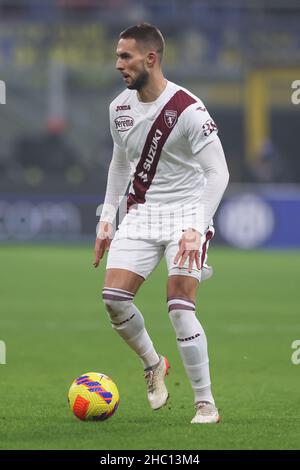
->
[109,80,218,212]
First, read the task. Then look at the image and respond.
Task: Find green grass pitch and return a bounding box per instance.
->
[0,245,299,450]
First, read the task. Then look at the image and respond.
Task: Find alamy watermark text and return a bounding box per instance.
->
[0,80,6,104]
[291,80,300,105]
[0,340,6,364]
[291,340,300,365]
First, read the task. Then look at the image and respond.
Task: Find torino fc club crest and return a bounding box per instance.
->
[164,110,177,128]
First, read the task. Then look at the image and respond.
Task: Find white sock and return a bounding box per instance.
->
[102,287,159,369]
[168,297,215,405]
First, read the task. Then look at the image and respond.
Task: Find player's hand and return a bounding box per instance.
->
[93,221,114,268]
[174,228,202,273]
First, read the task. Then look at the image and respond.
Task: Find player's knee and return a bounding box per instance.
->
[102,287,134,323]
[101,290,144,332]
[102,288,134,309]
[102,296,130,314]
[167,297,196,324]
[103,298,132,327]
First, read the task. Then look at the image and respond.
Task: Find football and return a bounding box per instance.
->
[68,372,120,421]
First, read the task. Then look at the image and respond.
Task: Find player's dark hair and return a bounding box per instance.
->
[119,23,165,64]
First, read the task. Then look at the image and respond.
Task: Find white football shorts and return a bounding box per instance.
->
[106,208,214,281]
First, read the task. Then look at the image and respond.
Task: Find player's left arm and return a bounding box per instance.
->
[174,138,229,271]
[174,103,229,271]
[193,136,229,234]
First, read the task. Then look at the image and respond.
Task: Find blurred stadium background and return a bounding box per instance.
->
[1,1,300,452]
[0,0,300,248]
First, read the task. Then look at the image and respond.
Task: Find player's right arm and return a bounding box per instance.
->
[93,221,114,268]
[93,142,130,267]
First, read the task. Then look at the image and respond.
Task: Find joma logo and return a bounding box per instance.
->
[116,105,131,112]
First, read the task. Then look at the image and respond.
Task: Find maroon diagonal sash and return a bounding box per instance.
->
[127,90,196,210]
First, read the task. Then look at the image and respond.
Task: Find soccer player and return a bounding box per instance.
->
[94,23,229,424]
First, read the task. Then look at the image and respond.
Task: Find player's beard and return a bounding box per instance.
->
[127,68,149,91]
